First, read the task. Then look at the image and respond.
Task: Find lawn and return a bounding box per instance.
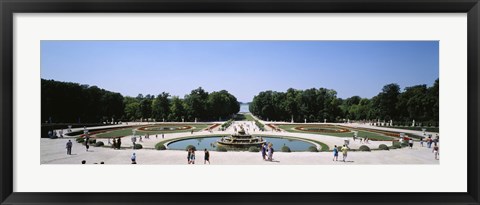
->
[384,126,439,133]
[276,124,394,141]
[235,113,256,121]
[95,124,211,138]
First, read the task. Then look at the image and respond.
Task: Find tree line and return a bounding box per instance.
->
[42,79,240,123]
[249,79,439,126]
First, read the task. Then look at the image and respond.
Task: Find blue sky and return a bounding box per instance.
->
[41,41,439,102]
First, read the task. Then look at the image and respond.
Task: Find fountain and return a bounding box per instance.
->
[217,125,265,148]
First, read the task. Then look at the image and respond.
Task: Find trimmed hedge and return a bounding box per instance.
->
[392,141,402,149]
[216,146,227,152]
[281,146,291,152]
[88,139,96,144]
[95,141,104,147]
[76,138,85,143]
[134,144,143,149]
[155,144,166,150]
[248,146,260,152]
[308,146,318,152]
[358,145,371,152]
[378,144,389,150]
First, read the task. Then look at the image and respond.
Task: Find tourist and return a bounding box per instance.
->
[139,135,143,142]
[261,143,267,160]
[427,137,432,148]
[59,129,64,138]
[66,140,73,155]
[187,149,192,164]
[117,138,122,149]
[267,143,274,161]
[408,138,414,149]
[131,153,137,164]
[162,133,164,139]
[433,144,439,160]
[85,142,90,152]
[204,149,210,164]
[359,138,363,144]
[190,149,196,164]
[131,136,137,149]
[341,145,348,162]
[333,145,338,161]
[81,160,86,164]
[156,134,158,139]
[420,137,424,147]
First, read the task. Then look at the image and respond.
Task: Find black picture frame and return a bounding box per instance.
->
[1,0,479,204]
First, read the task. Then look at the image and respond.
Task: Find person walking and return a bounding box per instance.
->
[333,145,339,161]
[341,145,348,162]
[131,153,137,164]
[66,140,73,155]
[204,149,210,164]
[420,137,424,147]
[408,138,414,149]
[117,138,122,149]
[162,133,164,139]
[85,141,90,152]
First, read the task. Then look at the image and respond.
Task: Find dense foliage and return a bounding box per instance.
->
[42,79,240,123]
[250,79,439,126]
[42,79,124,123]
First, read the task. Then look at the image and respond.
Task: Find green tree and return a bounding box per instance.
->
[152,92,170,121]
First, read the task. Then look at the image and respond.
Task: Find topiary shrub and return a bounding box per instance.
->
[134,144,143,149]
[392,141,402,149]
[216,146,227,152]
[155,144,166,150]
[248,146,260,152]
[76,138,85,143]
[185,145,196,151]
[308,146,318,152]
[281,146,291,152]
[95,141,104,147]
[401,141,409,147]
[88,139,96,144]
[358,145,371,152]
[378,144,389,150]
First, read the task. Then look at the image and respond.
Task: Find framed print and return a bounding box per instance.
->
[1,0,479,204]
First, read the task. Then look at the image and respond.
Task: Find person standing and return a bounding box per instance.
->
[267,143,274,161]
[162,133,164,139]
[113,138,117,149]
[131,153,137,164]
[66,140,73,155]
[204,149,210,164]
[408,138,414,149]
[333,145,338,161]
[261,143,267,160]
[420,137,424,147]
[187,149,192,164]
[190,149,196,164]
[433,145,439,160]
[341,145,348,162]
[131,136,137,149]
